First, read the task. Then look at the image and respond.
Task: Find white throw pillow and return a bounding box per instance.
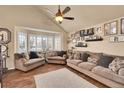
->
[109,57,124,74]
[87,57,98,64]
[118,68,124,76]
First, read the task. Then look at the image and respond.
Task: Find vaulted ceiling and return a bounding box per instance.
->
[38,5,124,32]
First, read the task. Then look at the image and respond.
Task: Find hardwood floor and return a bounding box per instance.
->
[3,64,108,88]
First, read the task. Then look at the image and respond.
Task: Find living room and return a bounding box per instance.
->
[0,1,124,92]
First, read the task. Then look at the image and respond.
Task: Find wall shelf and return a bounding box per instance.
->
[85,38,103,42]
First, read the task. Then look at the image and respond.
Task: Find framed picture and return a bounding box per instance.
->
[76,37,80,41]
[95,27,102,34]
[118,35,124,42]
[104,23,110,35]
[74,31,80,38]
[109,36,117,42]
[81,37,84,41]
[80,30,85,37]
[121,18,124,34]
[104,21,118,35]
[110,21,117,35]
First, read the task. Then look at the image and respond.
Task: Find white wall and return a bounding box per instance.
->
[68,17,124,56]
[0,6,67,69]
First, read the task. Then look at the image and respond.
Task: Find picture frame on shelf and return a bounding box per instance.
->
[95,26,102,34]
[88,28,94,35]
[76,37,80,41]
[81,37,84,41]
[80,30,85,37]
[74,31,80,38]
[121,18,124,34]
[109,36,117,42]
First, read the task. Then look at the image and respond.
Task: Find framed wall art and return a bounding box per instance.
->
[121,18,124,34]
[109,36,116,42]
[95,26,102,34]
[74,31,80,38]
[104,21,118,35]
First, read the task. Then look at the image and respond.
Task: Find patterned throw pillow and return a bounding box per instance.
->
[46,51,57,57]
[73,52,80,60]
[21,53,29,60]
[109,57,124,74]
[87,57,98,64]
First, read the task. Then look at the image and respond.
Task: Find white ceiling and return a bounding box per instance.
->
[38,5,124,32]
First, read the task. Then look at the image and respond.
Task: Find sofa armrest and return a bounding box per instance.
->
[14,53,25,60]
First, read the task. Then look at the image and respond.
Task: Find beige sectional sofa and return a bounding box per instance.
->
[67,51,124,88]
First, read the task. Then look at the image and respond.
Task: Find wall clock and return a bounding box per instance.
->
[0,28,11,44]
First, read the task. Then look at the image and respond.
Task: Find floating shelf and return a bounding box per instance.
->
[85,38,103,42]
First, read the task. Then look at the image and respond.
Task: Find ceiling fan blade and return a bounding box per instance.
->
[62,7,71,15]
[63,17,74,20]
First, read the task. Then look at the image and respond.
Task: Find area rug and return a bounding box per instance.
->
[34,68,97,88]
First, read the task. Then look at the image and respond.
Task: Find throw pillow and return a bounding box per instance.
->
[29,51,39,59]
[87,57,98,64]
[46,51,53,57]
[118,68,124,76]
[51,51,57,56]
[37,52,44,58]
[57,51,67,57]
[98,55,114,68]
[109,57,124,74]
[73,52,81,60]
[21,53,29,60]
[80,52,89,62]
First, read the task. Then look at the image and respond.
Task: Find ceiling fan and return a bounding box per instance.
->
[55,5,74,24]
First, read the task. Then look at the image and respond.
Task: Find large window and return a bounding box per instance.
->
[17,32,27,53]
[54,34,61,50]
[29,35,37,51]
[36,36,42,51]
[17,31,62,53]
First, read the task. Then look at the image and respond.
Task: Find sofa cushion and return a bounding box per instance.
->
[47,56,65,61]
[78,62,97,71]
[92,66,124,85]
[80,52,89,61]
[24,58,45,66]
[98,55,114,68]
[67,59,82,65]
[109,57,124,74]
[29,51,39,59]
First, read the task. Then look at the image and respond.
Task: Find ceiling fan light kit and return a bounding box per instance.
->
[55,16,63,23]
[55,5,74,24]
